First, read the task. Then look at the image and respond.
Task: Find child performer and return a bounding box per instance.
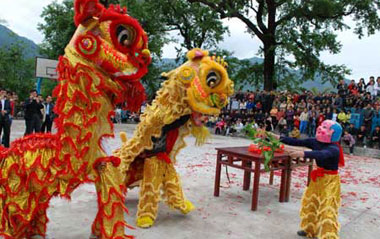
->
[278,120,344,239]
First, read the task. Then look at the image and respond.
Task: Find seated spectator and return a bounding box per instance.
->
[347,123,358,137]
[370,126,380,149]
[270,107,278,129]
[278,117,287,131]
[255,110,265,125]
[337,109,347,125]
[280,125,289,137]
[357,125,368,148]
[342,130,356,155]
[215,118,226,135]
[289,127,301,139]
[235,119,245,134]
[265,115,273,132]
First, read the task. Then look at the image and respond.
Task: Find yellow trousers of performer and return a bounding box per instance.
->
[300,174,341,239]
[136,156,192,223]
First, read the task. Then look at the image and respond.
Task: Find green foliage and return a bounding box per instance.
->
[0,42,35,100]
[244,123,282,171]
[188,0,380,90]
[38,0,76,59]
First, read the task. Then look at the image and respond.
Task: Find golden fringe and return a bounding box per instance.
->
[191,125,211,146]
[115,73,192,170]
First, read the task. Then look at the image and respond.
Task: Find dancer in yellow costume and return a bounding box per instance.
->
[0,1,151,238]
[113,48,234,228]
[279,120,344,239]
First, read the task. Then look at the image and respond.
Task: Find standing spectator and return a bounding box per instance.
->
[294,114,300,129]
[366,79,377,98]
[325,107,333,120]
[24,89,44,135]
[342,130,356,155]
[308,111,317,137]
[286,105,295,131]
[299,108,308,134]
[317,111,325,127]
[332,108,338,122]
[357,79,366,93]
[41,95,55,133]
[369,126,380,148]
[0,89,11,147]
[362,104,374,135]
[356,125,368,148]
[375,77,380,97]
[337,79,347,99]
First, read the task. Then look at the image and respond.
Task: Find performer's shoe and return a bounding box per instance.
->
[180,200,195,214]
[136,216,154,228]
[297,230,307,237]
[297,230,317,238]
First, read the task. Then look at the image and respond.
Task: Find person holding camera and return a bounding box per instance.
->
[24,89,44,135]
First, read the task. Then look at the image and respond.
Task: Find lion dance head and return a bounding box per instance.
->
[162,48,234,127]
[65,0,151,110]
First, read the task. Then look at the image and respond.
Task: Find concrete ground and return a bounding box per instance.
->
[6,120,380,239]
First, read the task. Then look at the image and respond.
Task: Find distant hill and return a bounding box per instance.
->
[158,56,336,92]
[0,24,39,59]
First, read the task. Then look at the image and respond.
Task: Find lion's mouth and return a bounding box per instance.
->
[113,67,138,77]
[191,112,210,127]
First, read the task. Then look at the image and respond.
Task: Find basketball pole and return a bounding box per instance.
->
[36,77,43,94]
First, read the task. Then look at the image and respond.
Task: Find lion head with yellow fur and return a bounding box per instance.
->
[163,48,234,127]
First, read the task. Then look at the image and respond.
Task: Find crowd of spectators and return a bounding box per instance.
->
[208,77,380,153]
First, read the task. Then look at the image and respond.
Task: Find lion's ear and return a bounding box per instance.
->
[74,0,104,26]
[186,48,209,61]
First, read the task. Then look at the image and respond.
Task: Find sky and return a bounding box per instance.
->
[1,0,379,81]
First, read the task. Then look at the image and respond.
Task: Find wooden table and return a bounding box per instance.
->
[214,146,313,211]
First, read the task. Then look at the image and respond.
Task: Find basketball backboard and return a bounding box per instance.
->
[35,57,59,79]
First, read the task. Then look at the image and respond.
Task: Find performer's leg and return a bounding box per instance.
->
[162,163,194,214]
[91,161,129,239]
[136,157,164,228]
[317,175,341,239]
[28,193,51,238]
[299,179,320,238]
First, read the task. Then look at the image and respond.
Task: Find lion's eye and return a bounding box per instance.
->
[206,71,221,88]
[116,25,136,47]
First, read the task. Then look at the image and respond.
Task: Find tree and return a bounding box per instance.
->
[0,42,35,100]
[38,0,76,59]
[188,0,380,90]
[155,0,228,56]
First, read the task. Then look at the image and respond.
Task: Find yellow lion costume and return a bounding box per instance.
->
[0,1,151,238]
[113,48,234,228]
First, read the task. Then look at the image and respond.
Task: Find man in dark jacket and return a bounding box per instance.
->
[24,89,44,135]
[0,89,11,147]
[41,95,55,133]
